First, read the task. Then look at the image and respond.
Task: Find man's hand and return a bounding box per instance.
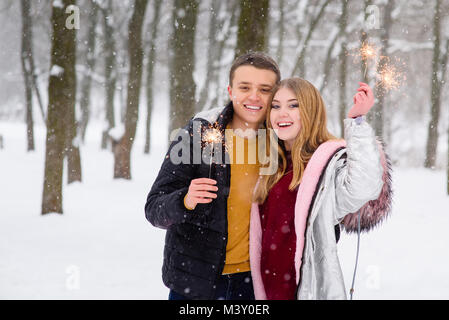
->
[184,178,218,210]
[347,82,375,118]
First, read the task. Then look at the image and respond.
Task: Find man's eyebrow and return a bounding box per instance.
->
[236,81,273,87]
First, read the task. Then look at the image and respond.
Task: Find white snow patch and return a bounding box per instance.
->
[50,64,64,77]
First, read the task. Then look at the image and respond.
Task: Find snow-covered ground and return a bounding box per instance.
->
[1,119,449,300]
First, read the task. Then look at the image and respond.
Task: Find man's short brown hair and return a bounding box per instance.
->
[229,52,281,87]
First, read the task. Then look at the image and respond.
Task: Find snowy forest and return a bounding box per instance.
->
[1,0,449,299]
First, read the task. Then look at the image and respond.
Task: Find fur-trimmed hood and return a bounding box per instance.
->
[341,140,393,233]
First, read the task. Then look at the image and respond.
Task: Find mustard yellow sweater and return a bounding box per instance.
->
[222,128,260,274]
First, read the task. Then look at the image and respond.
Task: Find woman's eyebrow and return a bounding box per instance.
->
[272,99,297,103]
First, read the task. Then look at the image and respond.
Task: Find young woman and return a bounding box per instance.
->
[250,78,392,300]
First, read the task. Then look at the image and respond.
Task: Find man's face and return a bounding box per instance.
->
[227,65,277,130]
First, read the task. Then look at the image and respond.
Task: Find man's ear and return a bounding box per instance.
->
[227,85,233,100]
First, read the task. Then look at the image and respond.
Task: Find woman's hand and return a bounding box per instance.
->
[184,178,218,210]
[347,82,375,118]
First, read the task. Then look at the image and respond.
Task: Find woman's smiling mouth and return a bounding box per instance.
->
[277,121,293,128]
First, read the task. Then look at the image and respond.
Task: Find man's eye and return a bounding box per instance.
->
[261,88,271,93]
[239,86,249,91]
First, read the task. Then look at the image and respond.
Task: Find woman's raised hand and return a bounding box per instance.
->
[347,82,375,118]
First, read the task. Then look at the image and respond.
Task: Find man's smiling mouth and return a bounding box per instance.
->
[244,104,263,111]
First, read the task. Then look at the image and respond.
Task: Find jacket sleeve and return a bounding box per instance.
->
[334,117,384,221]
[144,120,198,229]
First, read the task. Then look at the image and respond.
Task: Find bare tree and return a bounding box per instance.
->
[78,0,99,142]
[338,0,349,138]
[290,0,332,77]
[99,0,117,150]
[42,0,77,214]
[144,0,162,154]
[205,0,239,111]
[372,0,395,139]
[361,0,371,83]
[113,0,148,179]
[424,0,448,169]
[275,0,286,67]
[168,0,198,137]
[20,0,34,151]
[235,0,269,57]
[196,0,222,112]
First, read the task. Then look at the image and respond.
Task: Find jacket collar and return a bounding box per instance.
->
[193,101,234,132]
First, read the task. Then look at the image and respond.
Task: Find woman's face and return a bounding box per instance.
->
[270,87,301,150]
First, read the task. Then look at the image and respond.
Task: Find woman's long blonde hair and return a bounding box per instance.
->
[253,77,338,204]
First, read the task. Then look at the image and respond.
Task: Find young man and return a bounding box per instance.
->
[145,52,280,300]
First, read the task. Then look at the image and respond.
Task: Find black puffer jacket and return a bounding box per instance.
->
[145,103,234,299]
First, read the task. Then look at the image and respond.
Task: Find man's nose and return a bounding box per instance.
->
[248,89,260,101]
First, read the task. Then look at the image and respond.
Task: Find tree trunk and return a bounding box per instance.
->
[209,0,239,109]
[79,1,99,143]
[65,6,81,184]
[424,0,443,169]
[196,0,220,112]
[275,0,285,67]
[113,0,148,179]
[168,0,198,139]
[361,0,373,124]
[373,0,395,139]
[100,0,117,150]
[20,0,34,151]
[291,0,331,77]
[338,0,349,138]
[42,0,77,214]
[235,0,269,58]
[144,0,162,154]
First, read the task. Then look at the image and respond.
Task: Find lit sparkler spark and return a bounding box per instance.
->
[203,127,222,178]
[203,128,222,146]
[360,41,378,62]
[376,57,406,93]
[359,41,379,78]
[378,64,403,91]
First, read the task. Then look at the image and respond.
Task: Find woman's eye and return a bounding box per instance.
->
[289,104,299,108]
[271,104,280,109]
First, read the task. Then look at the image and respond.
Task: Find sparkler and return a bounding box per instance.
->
[202,127,222,178]
[359,40,379,78]
[349,38,406,96]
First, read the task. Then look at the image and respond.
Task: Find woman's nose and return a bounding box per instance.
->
[279,105,289,117]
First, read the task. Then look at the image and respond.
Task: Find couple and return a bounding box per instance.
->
[144,52,392,300]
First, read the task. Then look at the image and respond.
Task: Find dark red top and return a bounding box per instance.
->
[259,153,298,300]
